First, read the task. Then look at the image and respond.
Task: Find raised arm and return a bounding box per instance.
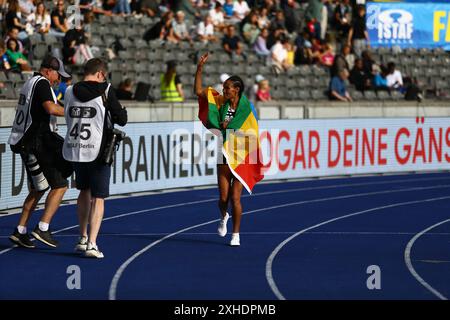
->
[194,53,209,99]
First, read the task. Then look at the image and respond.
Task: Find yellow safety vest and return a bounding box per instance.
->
[160,73,183,102]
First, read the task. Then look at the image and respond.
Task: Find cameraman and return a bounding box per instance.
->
[63,58,127,259]
[8,55,72,249]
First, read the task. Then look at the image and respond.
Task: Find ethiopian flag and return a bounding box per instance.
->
[198,87,264,193]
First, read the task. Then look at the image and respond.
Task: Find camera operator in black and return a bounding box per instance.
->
[63,58,127,258]
[8,55,72,249]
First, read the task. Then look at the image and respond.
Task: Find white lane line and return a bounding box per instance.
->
[265,196,450,300]
[1,175,448,218]
[108,185,450,300]
[1,177,447,256]
[404,218,450,300]
[3,231,450,238]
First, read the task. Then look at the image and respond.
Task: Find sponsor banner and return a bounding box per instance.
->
[1,118,449,210]
[367,2,450,49]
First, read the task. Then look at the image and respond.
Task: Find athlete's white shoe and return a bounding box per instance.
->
[218,212,230,237]
[74,236,88,252]
[84,242,104,259]
[230,233,240,246]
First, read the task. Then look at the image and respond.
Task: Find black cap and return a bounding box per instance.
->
[41,55,71,78]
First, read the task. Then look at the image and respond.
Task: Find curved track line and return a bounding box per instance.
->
[265,196,450,300]
[1,178,447,256]
[1,175,448,219]
[404,218,450,300]
[108,185,450,300]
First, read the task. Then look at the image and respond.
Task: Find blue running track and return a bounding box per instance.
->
[1,172,450,300]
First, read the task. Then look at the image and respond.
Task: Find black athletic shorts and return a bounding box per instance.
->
[22,132,72,190]
[73,161,111,199]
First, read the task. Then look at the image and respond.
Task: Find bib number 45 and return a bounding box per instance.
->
[70,123,91,140]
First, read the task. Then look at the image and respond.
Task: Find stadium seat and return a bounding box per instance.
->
[310,89,326,100]
[363,90,377,100]
[390,90,403,100]
[297,90,311,100]
[1,82,16,100]
[349,89,363,101]
[297,77,309,89]
[0,71,8,82]
[298,65,312,76]
[376,90,390,100]
[7,72,22,82]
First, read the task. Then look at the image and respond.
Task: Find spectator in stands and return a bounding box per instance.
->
[50,0,69,37]
[270,34,292,74]
[342,43,355,70]
[319,43,334,68]
[333,0,352,40]
[5,0,28,40]
[256,79,272,102]
[320,0,328,40]
[223,0,236,20]
[386,61,403,90]
[143,11,170,42]
[102,0,117,12]
[113,0,132,16]
[0,41,12,71]
[160,11,178,43]
[197,15,218,43]
[249,74,263,103]
[242,12,260,45]
[54,77,72,102]
[173,0,201,23]
[347,4,369,57]
[404,77,422,101]
[5,28,25,54]
[233,0,251,21]
[263,0,277,17]
[83,11,95,40]
[372,64,388,90]
[116,78,134,100]
[62,22,94,66]
[140,0,160,17]
[350,58,371,92]
[294,29,314,65]
[266,26,285,50]
[172,11,192,43]
[305,0,323,39]
[6,38,32,72]
[270,10,287,33]
[286,41,295,67]
[253,27,271,57]
[160,60,184,102]
[282,0,300,34]
[329,68,352,101]
[361,49,374,74]
[332,44,349,77]
[257,7,270,30]
[222,25,245,61]
[26,2,51,35]
[19,0,36,19]
[79,0,113,16]
[209,2,226,32]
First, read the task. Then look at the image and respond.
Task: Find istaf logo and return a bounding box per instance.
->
[377,9,413,43]
[69,106,97,118]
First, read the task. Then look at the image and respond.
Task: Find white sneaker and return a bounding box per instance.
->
[217,212,230,237]
[74,236,88,252]
[230,233,240,246]
[84,242,104,259]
